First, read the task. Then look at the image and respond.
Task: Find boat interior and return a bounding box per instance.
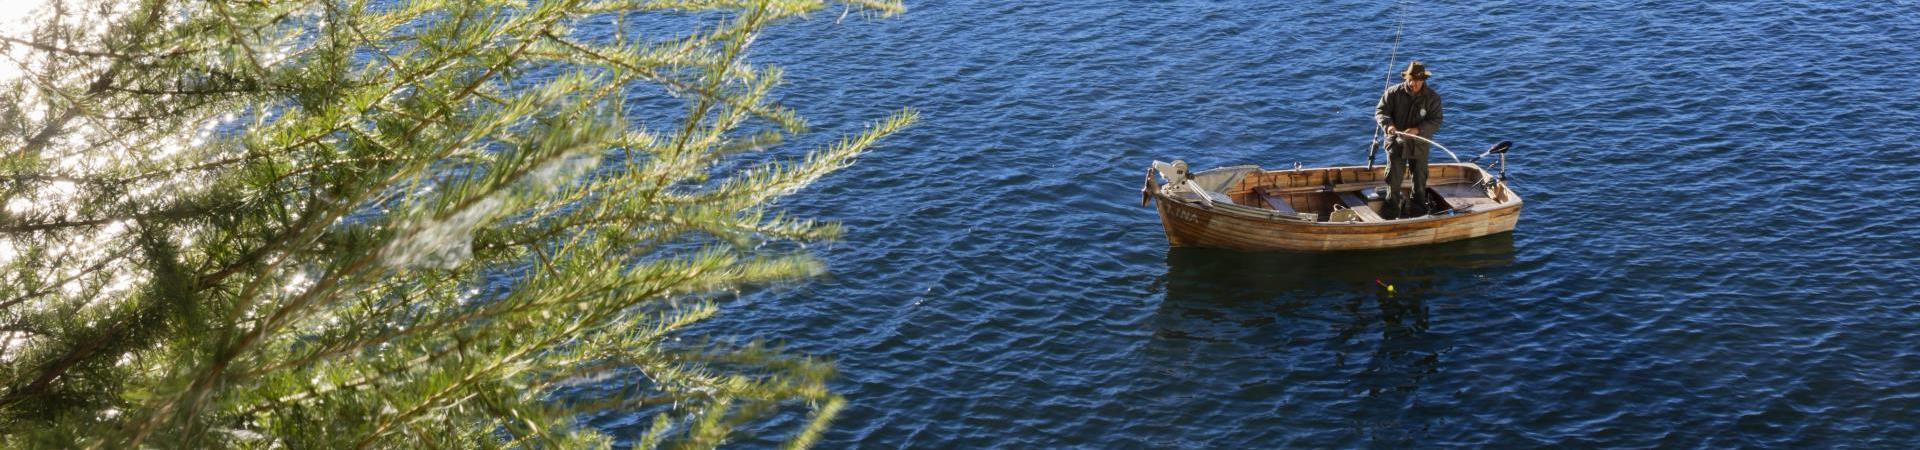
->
[1177,163,1512,223]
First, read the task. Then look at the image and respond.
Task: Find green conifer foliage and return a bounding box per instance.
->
[0,0,913,447]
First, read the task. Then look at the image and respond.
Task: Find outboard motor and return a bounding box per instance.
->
[1470,141,1514,182]
[1154,160,1189,185]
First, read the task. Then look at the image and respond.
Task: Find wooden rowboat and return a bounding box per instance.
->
[1141,162,1521,252]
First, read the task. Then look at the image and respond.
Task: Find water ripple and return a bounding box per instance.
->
[583,1,1920,447]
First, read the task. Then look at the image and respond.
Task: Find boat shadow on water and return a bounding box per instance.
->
[1158,232,1517,299]
[1142,234,1519,443]
[1151,231,1516,342]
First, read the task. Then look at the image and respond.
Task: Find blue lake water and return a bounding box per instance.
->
[585,1,1920,447]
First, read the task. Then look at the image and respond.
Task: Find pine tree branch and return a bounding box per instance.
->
[0,201,225,234]
[0,243,133,314]
[343,265,743,448]
[187,4,543,295]
[671,1,772,157]
[124,6,582,446]
[9,1,170,161]
[208,2,271,79]
[0,267,143,409]
[535,30,807,133]
[0,35,136,59]
[5,0,909,446]
[242,251,730,418]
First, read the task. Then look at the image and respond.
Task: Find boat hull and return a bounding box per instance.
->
[1146,164,1522,252]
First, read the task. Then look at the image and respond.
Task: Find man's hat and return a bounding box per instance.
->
[1402,61,1432,80]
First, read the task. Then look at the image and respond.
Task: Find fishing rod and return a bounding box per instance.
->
[1367,2,1406,170]
[1386,130,1460,163]
[1389,131,1516,183]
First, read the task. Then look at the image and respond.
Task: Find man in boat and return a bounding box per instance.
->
[1375,61,1444,218]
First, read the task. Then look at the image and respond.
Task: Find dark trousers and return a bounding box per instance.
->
[1384,149,1428,218]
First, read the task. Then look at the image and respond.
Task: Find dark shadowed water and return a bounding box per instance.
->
[583,1,1920,448]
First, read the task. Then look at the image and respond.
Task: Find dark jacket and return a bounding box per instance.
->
[1374,82,1443,160]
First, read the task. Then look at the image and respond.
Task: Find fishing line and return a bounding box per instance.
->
[1383,2,1405,90]
[1368,2,1408,168]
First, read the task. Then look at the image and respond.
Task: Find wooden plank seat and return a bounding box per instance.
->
[1428,183,1498,212]
[1251,187,1298,214]
[1333,191,1385,222]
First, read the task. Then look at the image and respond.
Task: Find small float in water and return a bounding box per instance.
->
[1141,141,1522,252]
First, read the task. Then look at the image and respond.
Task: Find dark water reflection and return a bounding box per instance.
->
[1160,233,1517,298]
[1142,235,1515,446]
